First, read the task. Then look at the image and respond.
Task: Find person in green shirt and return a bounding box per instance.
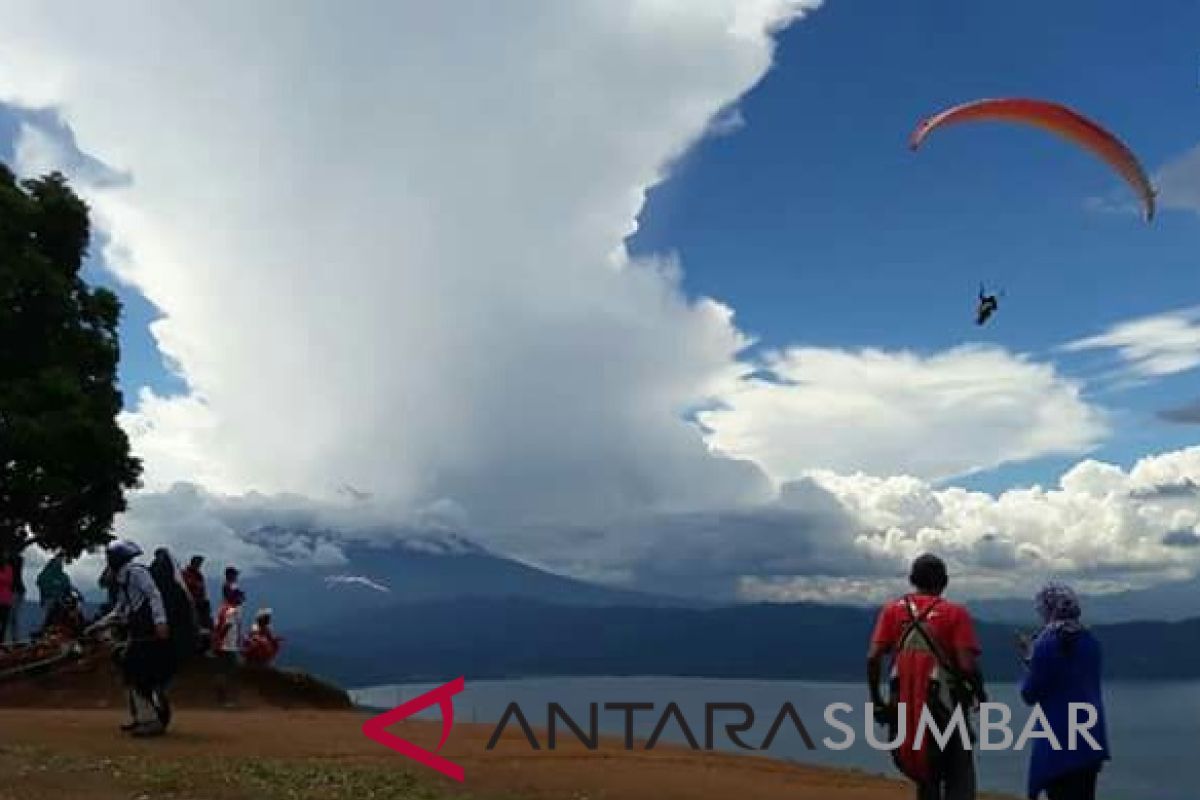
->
[37,555,74,628]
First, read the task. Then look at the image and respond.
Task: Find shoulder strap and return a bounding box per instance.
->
[897,595,940,648]
[901,596,976,694]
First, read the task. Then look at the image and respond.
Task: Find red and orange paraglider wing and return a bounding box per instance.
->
[910,98,1155,221]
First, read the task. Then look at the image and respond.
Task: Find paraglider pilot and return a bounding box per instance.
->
[975,286,998,326]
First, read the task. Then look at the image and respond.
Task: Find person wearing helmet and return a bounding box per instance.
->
[88,539,174,737]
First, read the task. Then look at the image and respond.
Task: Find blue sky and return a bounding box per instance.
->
[630,0,1200,490]
[0,105,186,401]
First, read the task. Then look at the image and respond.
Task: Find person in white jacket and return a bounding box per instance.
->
[89,540,173,737]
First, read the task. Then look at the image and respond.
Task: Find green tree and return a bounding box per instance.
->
[0,163,142,558]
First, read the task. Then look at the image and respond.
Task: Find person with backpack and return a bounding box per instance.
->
[868,554,988,800]
[213,585,245,706]
[149,548,200,668]
[87,540,174,737]
[1019,583,1110,800]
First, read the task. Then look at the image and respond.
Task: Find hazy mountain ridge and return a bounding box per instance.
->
[233,526,696,629]
[285,596,1200,687]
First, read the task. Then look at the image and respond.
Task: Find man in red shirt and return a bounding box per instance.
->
[181,556,213,640]
[868,554,987,800]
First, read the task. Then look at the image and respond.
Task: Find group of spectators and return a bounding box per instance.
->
[0,540,283,738]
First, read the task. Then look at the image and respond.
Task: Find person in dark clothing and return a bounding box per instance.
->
[181,555,213,649]
[87,540,174,737]
[975,287,999,326]
[97,565,119,617]
[222,565,240,601]
[37,555,73,631]
[7,551,25,642]
[1020,583,1109,800]
[150,548,200,665]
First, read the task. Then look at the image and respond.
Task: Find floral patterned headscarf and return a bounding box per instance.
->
[1035,582,1084,637]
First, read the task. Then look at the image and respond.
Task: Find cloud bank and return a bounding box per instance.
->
[100,442,1200,607]
[1,1,830,529]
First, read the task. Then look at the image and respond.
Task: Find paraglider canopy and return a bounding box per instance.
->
[910,98,1156,222]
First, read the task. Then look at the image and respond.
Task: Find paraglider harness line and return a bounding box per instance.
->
[899,596,980,702]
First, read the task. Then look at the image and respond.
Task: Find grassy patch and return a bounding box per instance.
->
[0,745,466,800]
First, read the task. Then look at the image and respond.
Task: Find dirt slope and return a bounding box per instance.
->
[0,708,1015,800]
[0,647,349,710]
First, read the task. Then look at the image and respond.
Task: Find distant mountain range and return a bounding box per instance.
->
[973,578,1200,624]
[234,526,693,630]
[285,595,1200,687]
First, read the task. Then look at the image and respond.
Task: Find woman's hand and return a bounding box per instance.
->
[1015,631,1033,664]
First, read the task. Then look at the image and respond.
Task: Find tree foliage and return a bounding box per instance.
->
[0,163,142,557]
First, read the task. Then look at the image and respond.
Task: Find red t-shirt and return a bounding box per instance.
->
[871,593,980,656]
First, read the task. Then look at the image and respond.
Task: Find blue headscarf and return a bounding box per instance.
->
[1035,582,1084,638]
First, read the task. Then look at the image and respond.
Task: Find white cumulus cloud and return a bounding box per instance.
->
[698,345,1106,483]
[797,446,1200,601]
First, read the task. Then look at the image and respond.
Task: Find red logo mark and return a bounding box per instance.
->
[362,676,466,782]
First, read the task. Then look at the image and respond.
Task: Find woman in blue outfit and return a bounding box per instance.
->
[1019,583,1110,800]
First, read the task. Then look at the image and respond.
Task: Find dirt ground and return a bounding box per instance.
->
[0,649,350,710]
[0,708,1015,800]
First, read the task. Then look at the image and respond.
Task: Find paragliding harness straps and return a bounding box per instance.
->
[900,596,979,702]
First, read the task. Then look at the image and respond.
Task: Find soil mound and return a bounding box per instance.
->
[0,644,350,710]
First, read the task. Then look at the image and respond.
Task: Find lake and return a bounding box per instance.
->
[352,677,1200,800]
